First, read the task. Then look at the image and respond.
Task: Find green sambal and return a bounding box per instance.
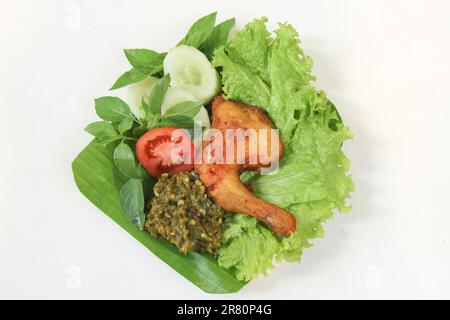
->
[146,171,224,254]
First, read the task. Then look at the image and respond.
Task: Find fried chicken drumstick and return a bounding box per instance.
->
[195,96,297,237]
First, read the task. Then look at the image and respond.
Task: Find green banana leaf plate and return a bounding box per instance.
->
[72,141,246,293]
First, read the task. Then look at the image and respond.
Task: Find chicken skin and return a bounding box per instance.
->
[195,96,297,237]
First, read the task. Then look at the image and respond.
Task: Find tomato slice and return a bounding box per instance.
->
[136,127,194,178]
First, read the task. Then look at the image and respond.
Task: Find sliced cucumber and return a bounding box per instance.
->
[193,106,210,128]
[126,76,158,118]
[161,87,211,128]
[163,45,220,104]
[160,87,197,114]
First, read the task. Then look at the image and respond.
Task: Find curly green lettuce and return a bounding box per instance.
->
[213,18,354,281]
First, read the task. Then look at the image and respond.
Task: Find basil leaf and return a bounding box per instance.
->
[163,101,202,119]
[95,96,133,121]
[85,121,116,137]
[158,115,194,130]
[118,118,134,134]
[201,18,236,59]
[180,12,217,48]
[124,49,166,74]
[110,52,166,90]
[147,74,171,117]
[97,136,122,146]
[110,68,148,90]
[124,49,158,69]
[85,121,121,145]
[114,142,142,179]
[119,179,145,230]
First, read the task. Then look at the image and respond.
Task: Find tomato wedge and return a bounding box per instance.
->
[136,127,194,178]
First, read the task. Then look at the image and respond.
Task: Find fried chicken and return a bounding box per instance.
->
[195,96,297,237]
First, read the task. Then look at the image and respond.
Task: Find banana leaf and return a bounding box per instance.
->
[72,141,246,293]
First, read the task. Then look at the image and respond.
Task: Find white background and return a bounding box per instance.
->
[1,0,449,299]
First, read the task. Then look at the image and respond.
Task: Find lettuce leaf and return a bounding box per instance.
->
[227,18,272,84]
[213,47,271,108]
[218,214,281,280]
[213,19,354,281]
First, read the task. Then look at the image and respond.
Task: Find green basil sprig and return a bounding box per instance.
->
[110,51,166,90]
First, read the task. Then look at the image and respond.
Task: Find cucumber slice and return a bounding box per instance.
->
[163,45,220,104]
[126,76,158,118]
[161,87,197,114]
[161,87,211,128]
[193,106,210,128]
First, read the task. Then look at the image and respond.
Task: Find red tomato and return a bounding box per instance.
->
[136,127,194,178]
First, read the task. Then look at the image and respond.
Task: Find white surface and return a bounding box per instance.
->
[1,0,450,299]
